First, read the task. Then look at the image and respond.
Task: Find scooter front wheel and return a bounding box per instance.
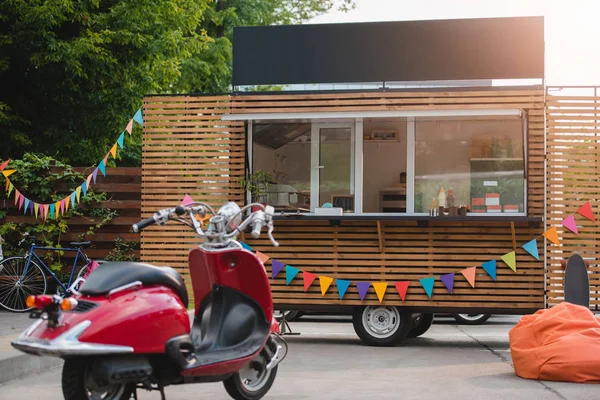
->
[223,361,278,400]
[62,358,135,400]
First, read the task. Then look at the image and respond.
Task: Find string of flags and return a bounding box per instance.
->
[239,201,596,303]
[1,108,144,220]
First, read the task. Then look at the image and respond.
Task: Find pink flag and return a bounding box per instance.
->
[60,199,65,214]
[18,195,25,210]
[86,174,93,189]
[126,119,133,134]
[561,214,579,234]
[14,190,20,205]
[181,194,195,206]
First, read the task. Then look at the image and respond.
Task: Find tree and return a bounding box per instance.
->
[0,0,354,166]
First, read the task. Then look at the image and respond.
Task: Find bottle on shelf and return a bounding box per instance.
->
[438,187,447,209]
[447,188,455,208]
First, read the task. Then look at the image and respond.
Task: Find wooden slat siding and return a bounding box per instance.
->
[140,96,244,296]
[2,167,141,261]
[235,88,545,310]
[546,92,600,310]
[246,220,543,308]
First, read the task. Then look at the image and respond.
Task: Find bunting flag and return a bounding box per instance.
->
[0,159,10,171]
[303,272,317,291]
[14,189,20,205]
[23,198,30,214]
[7,181,14,197]
[34,203,39,219]
[461,267,476,288]
[126,120,133,134]
[319,276,333,295]
[49,203,55,219]
[81,181,87,197]
[133,108,144,125]
[60,198,65,215]
[420,277,435,298]
[110,144,118,159]
[2,170,16,178]
[87,173,93,190]
[543,226,560,246]
[181,194,195,206]
[98,159,106,176]
[356,281,370,301]
[440,273,455,293]
[240,241,252,251]
[18,195,24,210]
[65,195,70,212]
[373,282,388,303]
[285,265,300,285]
[336,279,351,300]
[92,168,98,184]
[255,251,269,264]
[117,132,125,148]
[577,202,595,222]
[71,192,77,209]
[5,178,9,191]
[271,260,284,278]
[561,214,578,234]
[522,238,539,260]
[394,281,409,301]
[75,186,82,203]
[501,251,517,272]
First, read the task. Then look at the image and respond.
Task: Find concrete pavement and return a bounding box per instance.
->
[0,315,597,399]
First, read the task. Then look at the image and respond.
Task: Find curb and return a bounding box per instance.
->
[0,351,63,385]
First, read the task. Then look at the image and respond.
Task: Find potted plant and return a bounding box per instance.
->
[240,170,273,211]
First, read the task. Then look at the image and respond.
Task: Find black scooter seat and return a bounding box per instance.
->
[79,261,188,308]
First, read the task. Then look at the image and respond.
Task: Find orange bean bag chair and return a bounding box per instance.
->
[509,302,600,383]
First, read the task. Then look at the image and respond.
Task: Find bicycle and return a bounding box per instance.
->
[0,232,98,312]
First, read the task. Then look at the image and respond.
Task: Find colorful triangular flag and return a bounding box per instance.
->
[92,168,98,184]
[60,199,65,215]
[419,277,435,298]
[461,267,476,288]
[71,192,77,209]
[255,251,269,264]
[394,281,409,301]
[577,202,595,222]
[34,203,39,219]
[65,196,70,213]
[14,190,20,205]
[87,173,93,190]
[522,238,539,260]
[373,282,388,303]
[440,273,454,293]
[285,265,300,285]
[319,276,333,295]
[561,214,578,234]
[75,186,82,203]
[1,169,16,178]
[5,178,9,191]
[81,181,87,197]
[240,241,252,251]
[44,204,50,220]
[54,201,61,218]
[336,279,351,300]
[543,226,560,246]
[49,203,55,219]
[7,181,13,197]
[18,195,24,210]
[110,144,117,159]
[181,194,195,206]
[303,271,317,291]
[29,201,34,216]
[117,132,125,148]
[0,159,10,171]
[501,251,517,272]
[356,281,371,301]
[126,120,133,134]
[133,108,144,125]
[98,160,106,176]
[271,260,284,278]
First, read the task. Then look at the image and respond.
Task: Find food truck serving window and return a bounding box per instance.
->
[249,112,526,217]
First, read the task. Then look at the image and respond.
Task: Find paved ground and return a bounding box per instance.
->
[0,315,597,399]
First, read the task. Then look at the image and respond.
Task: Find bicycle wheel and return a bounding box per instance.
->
[0,257,47,312]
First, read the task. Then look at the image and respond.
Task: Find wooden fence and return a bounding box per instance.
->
[1,167,141,261]
[546,87,600,310]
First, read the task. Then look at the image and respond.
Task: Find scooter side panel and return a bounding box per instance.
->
[188,248,274,322]
[22,286,190,354]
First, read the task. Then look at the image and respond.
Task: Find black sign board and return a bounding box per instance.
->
[232,16,544,86]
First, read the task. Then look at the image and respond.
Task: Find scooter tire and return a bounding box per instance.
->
[223,365,278,400]
[62,358,135,400]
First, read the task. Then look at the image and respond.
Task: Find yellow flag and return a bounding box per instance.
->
[110,144,117,159]
[319,276,334,295]
[1,169,16,178]
[34,203,39,219]
[501,251,517,272]
[55,201,61,218]
[373,282,388,303]
[75,186,82,203]
[7,181,14,197]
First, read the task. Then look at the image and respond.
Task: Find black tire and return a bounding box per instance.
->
[407,313,434,338]
[0,256,47,312]
[223,364,278,400]
[352,306,412,346]
[62,358,135,400]
[452,313,491,325]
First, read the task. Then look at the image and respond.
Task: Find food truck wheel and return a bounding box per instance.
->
[352,306,411,346]
[452,313,491,325]
[407,313,434,338]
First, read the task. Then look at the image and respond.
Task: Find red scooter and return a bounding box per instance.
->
[12,201,287,400]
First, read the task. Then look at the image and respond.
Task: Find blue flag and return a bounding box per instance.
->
[522,239,540,261]
[336,279,351,300]
[285,265,300,285]
[482,260,497,281]
[133,108,144,125]
[240,242,252,251]
[419,277,435,298]
[117,132,125,148]
[98,160,106,176]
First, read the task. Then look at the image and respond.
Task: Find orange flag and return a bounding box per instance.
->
[461,266,476,288]
[255,251,269,264]
[543,226,560,246]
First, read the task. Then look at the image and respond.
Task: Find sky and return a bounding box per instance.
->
[308,0,600,86]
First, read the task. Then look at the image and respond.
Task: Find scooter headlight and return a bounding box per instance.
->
[217,202,242,233]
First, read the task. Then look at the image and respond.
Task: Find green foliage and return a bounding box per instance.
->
[0,0,354,167]
[105,237,139,262]
[240,170,273,202]
[0,153,114,273]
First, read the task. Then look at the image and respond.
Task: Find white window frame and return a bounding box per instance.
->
[245,109,527,217]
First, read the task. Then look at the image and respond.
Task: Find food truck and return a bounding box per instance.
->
[139,16,599,346]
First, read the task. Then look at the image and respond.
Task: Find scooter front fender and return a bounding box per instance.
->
[12,286,190,357]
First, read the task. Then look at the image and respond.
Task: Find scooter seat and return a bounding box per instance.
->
[79,261,188,308]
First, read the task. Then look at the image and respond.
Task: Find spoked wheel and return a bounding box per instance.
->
[452,313,491,325]
[62,358,134,400]
[0,256,47,312]
[223,353,278,400]
[352,306,412,346]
